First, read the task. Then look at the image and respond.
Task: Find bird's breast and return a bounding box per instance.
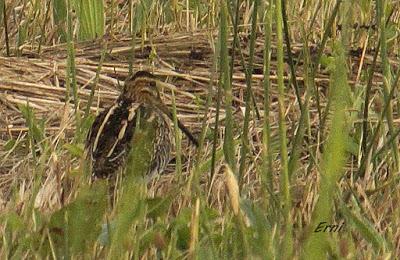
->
[125,107,174,178]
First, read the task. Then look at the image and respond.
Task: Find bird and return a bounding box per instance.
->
[85,71,198,180]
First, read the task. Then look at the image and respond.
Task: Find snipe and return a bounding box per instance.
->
[85,71,198,180]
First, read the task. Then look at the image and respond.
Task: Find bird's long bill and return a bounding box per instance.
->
[150,96,199,147]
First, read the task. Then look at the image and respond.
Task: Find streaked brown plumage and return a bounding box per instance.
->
[85,71,198,179]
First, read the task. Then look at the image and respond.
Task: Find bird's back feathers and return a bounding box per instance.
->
[86,100,173,179]
[86,99,140,178]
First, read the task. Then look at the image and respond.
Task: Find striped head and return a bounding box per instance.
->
[122,71,160,103]
[122,71,199,146]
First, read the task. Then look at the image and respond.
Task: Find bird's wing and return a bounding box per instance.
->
[86,101,140,177]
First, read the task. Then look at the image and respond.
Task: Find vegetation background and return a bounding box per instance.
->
[1,0,400,258]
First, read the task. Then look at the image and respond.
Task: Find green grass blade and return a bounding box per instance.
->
[220,1,235,171]
[303,40,351,259]
[341,201,389,252]
[376,0,400,170]
[75,0,104,40]
[1,0,10,56]
[261,1,274,207]
[274,0,292,257]
[238,0,259,185]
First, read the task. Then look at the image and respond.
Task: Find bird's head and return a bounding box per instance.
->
[122,71,199,147]
[123,71,161,102]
